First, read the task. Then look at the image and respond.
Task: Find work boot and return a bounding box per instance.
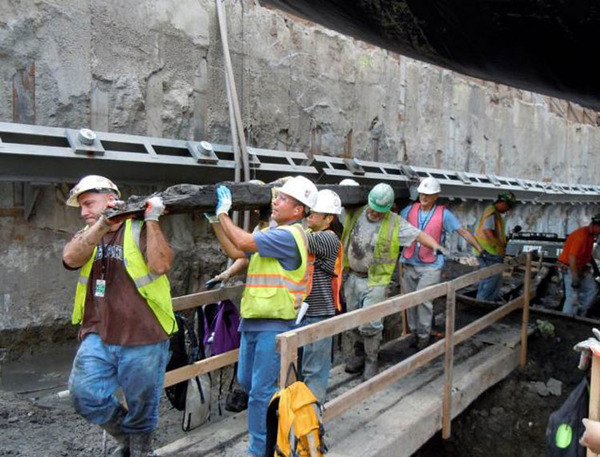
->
[100,405,130,456]
[344,338,365,374]
[363,335,381,380]
[129,433,153,457]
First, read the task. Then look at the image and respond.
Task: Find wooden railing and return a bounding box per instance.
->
[276,253,533,438]
[163,254,533,439]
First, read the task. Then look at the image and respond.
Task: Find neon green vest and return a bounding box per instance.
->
[71,219,177,336]
[341,206,401,287]
[474,204,506,256]
[241,224,309,320]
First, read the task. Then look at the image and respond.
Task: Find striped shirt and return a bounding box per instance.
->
[305,230,341,317]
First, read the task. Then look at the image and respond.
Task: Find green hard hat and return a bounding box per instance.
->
[368,183,395,213]
[497,191,517,208]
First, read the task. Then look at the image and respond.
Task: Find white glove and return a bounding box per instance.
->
[144,196,165,222]
[573,328,600,371]
[435,245,451,257]
[204,212,220,224]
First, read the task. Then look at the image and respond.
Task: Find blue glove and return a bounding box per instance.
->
[216,185,232,216]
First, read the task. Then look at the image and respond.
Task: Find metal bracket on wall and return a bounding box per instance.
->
[23,182,44,220]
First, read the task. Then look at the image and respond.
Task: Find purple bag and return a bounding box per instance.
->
[203,300,241,356]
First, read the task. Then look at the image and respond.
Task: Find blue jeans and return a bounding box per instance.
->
[237,331,281,457]
[477,254,504,301]
[68,333,169,434]
[297,316,333,404]
[562,269,598,316]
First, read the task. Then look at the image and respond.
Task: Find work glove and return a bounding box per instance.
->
[572,276,581,289]
[479,250,493,262]
[216,185,233,216]
[581,418,600,453]
[435,245,450,257]
[204,212,220,224]
[205,269,231,290]
[573,328,600,371]
[144,196,165,222]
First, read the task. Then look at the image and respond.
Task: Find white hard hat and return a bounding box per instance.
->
[312,189,342,215]
[67,175,120,207]
[339,178,360,186]
[278,175,318,209]
[417,177,441,195]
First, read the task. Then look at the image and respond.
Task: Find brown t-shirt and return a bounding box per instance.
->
[77,223,168,345]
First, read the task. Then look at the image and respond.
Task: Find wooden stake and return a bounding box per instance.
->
[520,253,531,369]
[589,355,600,457]
[442,282,456,439]
[278,332,299,390]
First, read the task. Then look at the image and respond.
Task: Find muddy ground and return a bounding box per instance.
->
[0,312,594,457]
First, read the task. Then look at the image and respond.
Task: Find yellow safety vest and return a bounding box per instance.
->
[474,204,506,256]
[341,206,401,287]
[71,219,177,336]
[241,224,310,320]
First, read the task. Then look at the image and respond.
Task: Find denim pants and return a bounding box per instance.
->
[237,330,281,457]
[476,254,504,301]
[297,315,333,404]
[402,265,442,339]
[68,333,169,434]
[562,269,598,316]
[344,272,388,337]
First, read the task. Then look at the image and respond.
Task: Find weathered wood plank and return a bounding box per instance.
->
[105,182,374,219]
[163,349,239,388]
[172,285,244,312]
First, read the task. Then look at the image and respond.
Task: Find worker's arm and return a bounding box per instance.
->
[209,217,247,259]
[416,231,443,252]
[62,217,112,268]
[215,258,250,282]
[218,213,258,254]
[143,197,173,275]
[145,221,173,275]
[568,253,580,279]
[457,227,485,253]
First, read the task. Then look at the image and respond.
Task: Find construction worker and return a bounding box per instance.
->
[400,177,485,349]
[341,183,449,379]
[211,175,317,457]
[62,175,176,457]
[297,189,344,403]
[558,214,600,316]
[474,191,517,301]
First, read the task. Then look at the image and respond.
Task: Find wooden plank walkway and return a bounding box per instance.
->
[157,319,529,457]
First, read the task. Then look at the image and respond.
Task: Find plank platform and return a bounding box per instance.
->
[157,321,526,457]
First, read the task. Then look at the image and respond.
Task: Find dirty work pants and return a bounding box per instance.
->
[476,254,504,301]
[297,315,333,404]
[237,330,281,457]
[562,269,598,316]
[68,333,169,434]
[402,264,442,340]
[344,272,388,336]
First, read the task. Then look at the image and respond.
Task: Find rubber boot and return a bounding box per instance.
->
[100,405,130,457]
[129,433,153,457]
[363,335,381,380]
[344,334,365,374]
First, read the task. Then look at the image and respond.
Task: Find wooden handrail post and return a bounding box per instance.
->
[278,332,299,390]
[588,354,600,457]
[442,281,456,439]
[520,252,532,369]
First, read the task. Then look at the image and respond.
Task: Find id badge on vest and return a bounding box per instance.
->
[94,279,106,298]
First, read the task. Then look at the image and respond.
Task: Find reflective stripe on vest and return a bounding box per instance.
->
[402,203,444,263]
[474,205,506,255]
[71,219,177,335]
[341,206,401,287]
[241,223,309,319]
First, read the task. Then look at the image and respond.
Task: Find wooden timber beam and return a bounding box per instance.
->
[105,182,393,219]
